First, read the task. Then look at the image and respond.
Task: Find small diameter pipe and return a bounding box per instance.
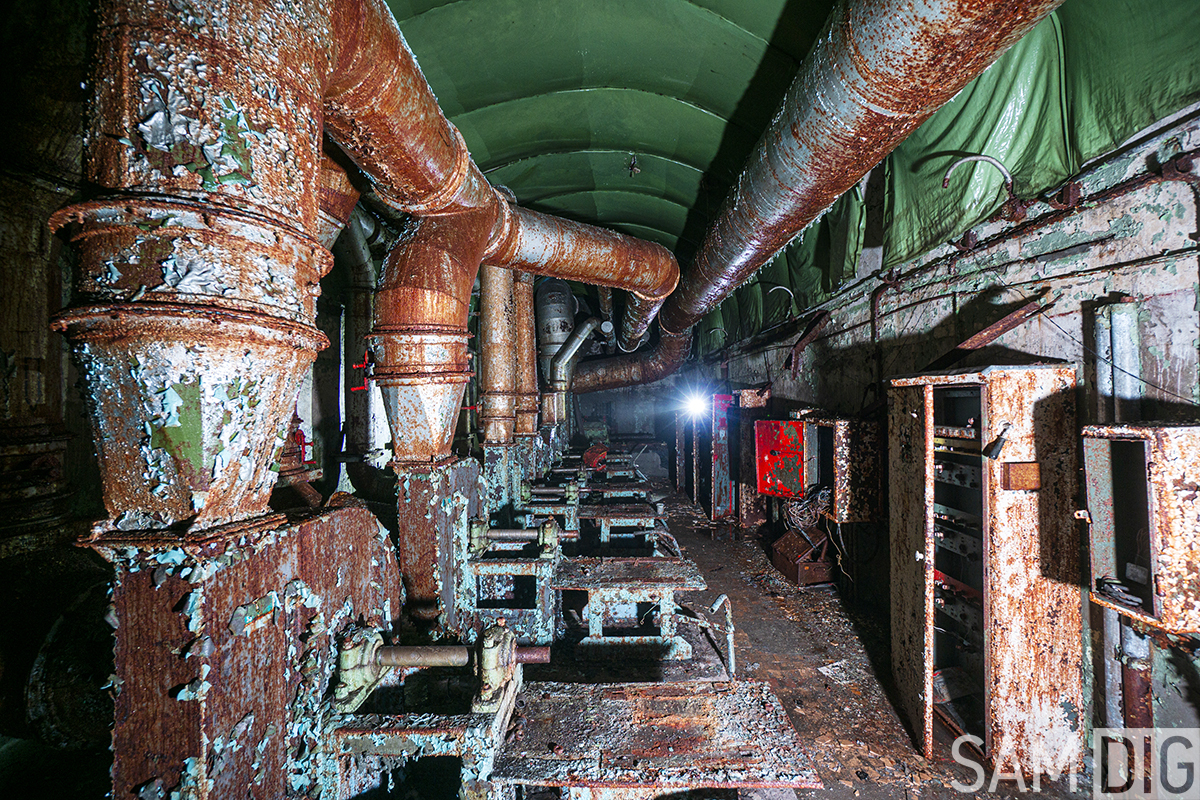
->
[485,529,539,541]
[375,644,551,667]
[942,154,1014,195]
[515,647,551,664]
[377,646,470,668]
[549,317,612,391]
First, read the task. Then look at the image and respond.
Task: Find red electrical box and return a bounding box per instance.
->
[754,420,805,498]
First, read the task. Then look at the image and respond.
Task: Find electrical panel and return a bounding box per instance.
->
[798,414,881,523]
[1083,423,1200,634]
[754,420,805,498]
[888,366,1083,769]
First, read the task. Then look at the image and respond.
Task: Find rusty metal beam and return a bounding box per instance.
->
[924,296,1054,371]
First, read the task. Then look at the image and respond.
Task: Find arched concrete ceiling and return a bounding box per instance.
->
[388,0,836,262]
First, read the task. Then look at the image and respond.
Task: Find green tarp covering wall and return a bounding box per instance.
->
[698,0,1200,356]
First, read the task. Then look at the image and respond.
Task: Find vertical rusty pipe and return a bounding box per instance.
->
[51,0,333,533]
[488,206,678,352]
[597,286,614,326]
[479,264,517,443]
[576,0,1064,392]
[513,272,539,434]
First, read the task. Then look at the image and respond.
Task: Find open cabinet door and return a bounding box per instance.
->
[889,384,934,757]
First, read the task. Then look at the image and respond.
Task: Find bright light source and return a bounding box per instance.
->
[683,392,708,419]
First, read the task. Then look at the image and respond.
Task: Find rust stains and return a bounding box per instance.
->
[571,328,692,394]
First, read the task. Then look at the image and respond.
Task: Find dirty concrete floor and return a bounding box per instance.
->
[660,488,1086,800]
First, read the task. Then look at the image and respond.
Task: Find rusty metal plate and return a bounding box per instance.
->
[1000,462,1041,491]
[732,391,771,530]
[887,383,934,759]
[396,458,483,629]
[754,420,805,498]
[551,558,706,592]
[980,366,1082,769]
[578,504,666,521]
[101,505,402,799]
[491,681,820,788]
[802,416,882,523]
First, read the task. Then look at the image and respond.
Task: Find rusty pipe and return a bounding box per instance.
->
[576,0,1063,392]
[549,317,611,392]
[513,272,539,434]
[544,317,608,427]
[488,206,679,351]
[479,264,518,444]
[325,0,493,216]
[376,645,470,668]
[325,0,682,407]
[369,202,499,466]
[375,644,550,667]
[658,0,1064,333]
[317,154,362,249]
[53,0,337,533]
[571,327,692,393]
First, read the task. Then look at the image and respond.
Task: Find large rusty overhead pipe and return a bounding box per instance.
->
[322,0,680,460]
[549,317,612,393]
[488,207,679,352]
[325,0,494,217]
[574,0,1063,392]
[572,328,693,394]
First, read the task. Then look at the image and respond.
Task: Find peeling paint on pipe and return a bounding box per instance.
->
[513,272,540,435]
[479,264,517,444]
[577,0,1064,392]
[370,204,498,465]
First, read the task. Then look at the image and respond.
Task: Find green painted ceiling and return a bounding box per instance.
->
[388,0,836,262]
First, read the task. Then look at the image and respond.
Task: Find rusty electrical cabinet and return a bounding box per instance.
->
[754,420,805,498]
[1083,424,1200,634]
[888,366,1083,769]
[798,414,881,523]
[733,389,771,530]
[710,394,734,520]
